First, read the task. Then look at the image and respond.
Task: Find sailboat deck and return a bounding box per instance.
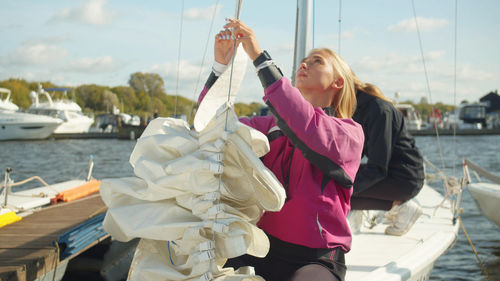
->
[0,194,108,281]
[346,184,459,281]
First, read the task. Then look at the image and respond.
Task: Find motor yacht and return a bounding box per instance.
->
[0,88,19,111]
[395,103,423,130]
[443,102,487,130]
[0,87,62,140]
[28,86,94,134]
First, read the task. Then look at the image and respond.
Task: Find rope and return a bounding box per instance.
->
[0,176,60,199]
[189,0,220,122]
[51,240,60,281]
[463,158,500,184]
[312,0,315,48]
[452,0,459,176]
[457,211,492,281]
[3,176,49,188]
[174,0,185,116]
[423,157,462,215]
[411,0,446,172]
[209,2,243,275]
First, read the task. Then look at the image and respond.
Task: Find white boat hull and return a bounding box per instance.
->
[53,116,94,134]
[346,184,459,281]
[0,112,61,140]
[0,122,59,140]
[468,183,500,228]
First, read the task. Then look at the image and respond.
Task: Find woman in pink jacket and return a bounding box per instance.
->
[199,19,364,281]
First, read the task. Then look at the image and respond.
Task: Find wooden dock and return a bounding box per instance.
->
[51,132,118,139]
[0,194,108,281]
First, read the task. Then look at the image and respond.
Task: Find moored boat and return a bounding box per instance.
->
[346,183,460,280]
[395,103,423,131]
[0,87,63,140]
[0,87,19,111]
[464,158,500,228]
[28,85,94,134]
[0,159,108,281]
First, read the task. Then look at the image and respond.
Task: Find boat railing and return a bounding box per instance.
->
[1,168,52,208]
[463,158,500,185]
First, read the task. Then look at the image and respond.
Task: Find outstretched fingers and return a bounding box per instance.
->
[223,18,262,61]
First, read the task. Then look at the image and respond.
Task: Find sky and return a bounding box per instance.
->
[1,0,499,106]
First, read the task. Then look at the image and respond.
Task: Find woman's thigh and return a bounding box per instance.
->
[289,264,341,281]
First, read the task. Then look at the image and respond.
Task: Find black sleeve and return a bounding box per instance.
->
[353,103,394,194]
[205,71,219,90]
[253,51,284,89]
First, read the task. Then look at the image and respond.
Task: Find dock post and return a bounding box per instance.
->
[2,167,12,207]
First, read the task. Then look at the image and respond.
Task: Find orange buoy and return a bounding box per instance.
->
[52,179,101,203]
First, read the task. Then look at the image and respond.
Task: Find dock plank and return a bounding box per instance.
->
[0,194,107,281]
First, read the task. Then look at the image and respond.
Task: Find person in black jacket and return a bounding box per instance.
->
[350,75,425,236]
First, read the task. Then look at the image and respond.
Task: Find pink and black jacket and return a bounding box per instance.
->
[198,53,364,252]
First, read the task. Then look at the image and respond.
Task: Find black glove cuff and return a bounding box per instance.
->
[253,50,272,67]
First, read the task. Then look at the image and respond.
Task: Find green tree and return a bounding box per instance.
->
[235,102,265,117]
[128,72,165,98]
[112,86,138,114]
[75,84,105,112]
[102,90,120,113]
[0,78,31,109]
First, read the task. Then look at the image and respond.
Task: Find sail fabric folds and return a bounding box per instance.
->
[194,45,248,132]
[101,102,285,280]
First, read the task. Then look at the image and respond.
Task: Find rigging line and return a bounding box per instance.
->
[411,1,432,105]
[457,212,493,281]
[189,0,220,122]
[452,0,458,176]
[211,1,243,275]
[411,0,446,171]
[338,0,342,54]
[174,0,185,116]
[312,0,315,48]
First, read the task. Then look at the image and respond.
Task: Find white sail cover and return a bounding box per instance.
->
[101,99,285,280]
[194,45,248,132]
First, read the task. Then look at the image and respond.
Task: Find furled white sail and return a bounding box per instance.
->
[101,101,285,280]
[194,45,248,132]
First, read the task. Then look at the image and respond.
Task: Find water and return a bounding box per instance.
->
[415,135,500,281]
[1,135,499,280]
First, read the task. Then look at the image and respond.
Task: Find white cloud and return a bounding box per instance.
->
[388,17,448,32]
[50,0,116,26]
[67,56,116,73]
[353,51,445,74]
[150,59,210,97]
[184,4,223,20]
[152,60,205,81]
[3,42,68,66]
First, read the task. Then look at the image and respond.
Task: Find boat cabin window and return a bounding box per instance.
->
[460,106,486,120]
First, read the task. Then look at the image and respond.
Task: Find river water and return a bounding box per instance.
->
[1,134,499,280]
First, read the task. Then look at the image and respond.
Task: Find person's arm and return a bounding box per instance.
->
[261,70,364,188]
[225,19,363,186]
[199,23,241,105]
[353,104,394,194]
[198,62,226,105]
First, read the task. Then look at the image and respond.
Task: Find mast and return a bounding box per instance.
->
[292,0,313,85]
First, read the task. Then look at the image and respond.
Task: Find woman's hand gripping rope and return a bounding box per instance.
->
[215,18,263,65]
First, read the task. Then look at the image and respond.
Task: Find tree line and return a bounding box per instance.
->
[0,72,265,124]
[1,72,463,124]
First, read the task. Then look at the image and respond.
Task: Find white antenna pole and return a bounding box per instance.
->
[292,0,313,85]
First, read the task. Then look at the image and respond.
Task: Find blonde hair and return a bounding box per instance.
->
[311,48,356,118]
[353,72,392,104]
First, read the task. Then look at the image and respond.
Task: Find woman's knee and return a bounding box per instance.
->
[289,264,339,281]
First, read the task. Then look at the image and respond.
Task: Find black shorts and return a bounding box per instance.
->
[224,234,346,281]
